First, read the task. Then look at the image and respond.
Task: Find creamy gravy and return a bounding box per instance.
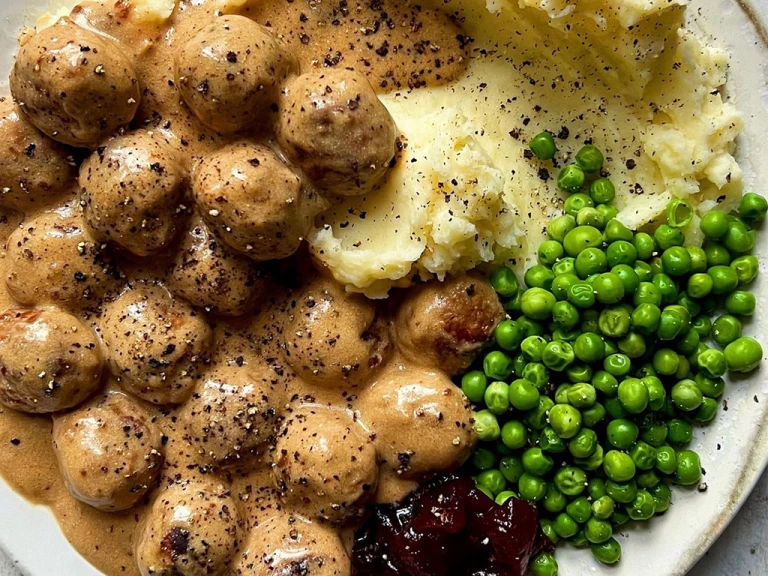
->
[0,1,477,575]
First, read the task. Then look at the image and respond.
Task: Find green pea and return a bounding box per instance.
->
[575,247,607,278]
[611,508,630,527]
[513,353,528,378]
[521,335,546,362]
[628,301,660,339]
[630,441,658,471]
[592,273,624,305]
[687,246,708,273]
[661,245,691,276]
[489,266,519,297]
[724,337,763,373]
[608,264,638,295]
[570,332,603,363]
[500,419,528,450]
[617,378,648,414]
[590,178,615,203]
[704,243,732,267]
[637,470,661,489]
[542,340,576,371]
[564,193,594,217]
[540,519,560,545]
[692,315,712,338]
[730,254,759,286]
[592,537,622,565]
[662,197,692,227]
[563,225,603,257]
[522,447,554,476]
[675,450,702,486]
[553,512,579,538]
[552,257,576,277]
[603,353,631,377]
[474,409,501,441]
[700,210,729,238]
[461,370,487,403]
[472,448,496,470]
[618,332,646,359]
[529,131,557,160]
[592,496,616,521]
[568,383,598,409]
[494,320,521,352]
[628,489,656,521]
[598,307,630,338]
[580,309,600,333]
[592,370,618,397]
[607,419,639,450]
[628,231,652,257]
[500,455,524,483]
[671,379,703,412]
[558,165,587,193]
[567,495,593,524]
[548,215,577,243]
[518,472,548,501]
[504,289,524,313]
[640,422,668,448]
[542,485,567,514]
[484,381,510,415]
[567,363,593,383]
[606,479,637,504]
[597,203,619,223]
[738,192,768,222]
[520,288,556,320]
[495,490,517,505]
[633,261,653,284]
[604,219,633,243]
[698,348,727,378]
[549,403,582,439]
[650,482,673,513]
[693,397,719,423]
[476,484,494,500]
[604,450,636,482]
[522,362,550,389]
[554,466,588,496]
[575,144,604,172]
[477,469,507,495]
[567,281,596,308]
[508,379,541,411]
[526,396,555,430]
[657,309,684,341]
[551,274,578,301]
[694,372,726,398]
[667,419,693,447]
[577,206,605,228]
[574,443,604,471]
[722,219,756,254]
[725,290,756,316]
[581,403,606,430]
[651,348,678,376]
[537,240,564,267]
[524,265,555,290]
[483,350,514,380]
[605,398,627,421]
[634,281,662,306]
[654,224,685,249]
[686,273,713,299]
[530,552,559,576]
[539,426,567,454]
[569,428,598,459]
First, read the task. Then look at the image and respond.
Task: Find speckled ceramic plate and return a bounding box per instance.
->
[1,0,768,574]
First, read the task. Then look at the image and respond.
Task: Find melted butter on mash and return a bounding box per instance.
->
[309,0,744,297]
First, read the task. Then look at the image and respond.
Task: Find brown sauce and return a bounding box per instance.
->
[0,1,476,575]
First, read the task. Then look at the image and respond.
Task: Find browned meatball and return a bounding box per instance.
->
[10,19,140,148]
[175,15,297,134]
[273,406,378,522]
[179,363,284,468]
[231,514,350,576]
[0,308,103,413]
[5,208,119,306]
[276,69,397,196]
[167,216,268,316]
[0,98,75,209]
[394,276,504,376]
[281,277,391,387]
[135,481,240,576]
[193,141,320,261]
[79,131,186,256]
[52,392,164,511]
[99,285,212,405]
[358,366,476,478]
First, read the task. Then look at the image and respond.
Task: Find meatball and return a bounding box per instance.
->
[0,98,75,209]
[193,141,318,261]
[136,481,240,576]
[52,392,164,511]
[281,277,391,387]
[273,406,378,522]
[276,69,397,196]
[231,514,350,576]
[79,131,186,256]
[358,367,476,478]
[5,208,119,306]
[180,364,284,468]
[99,285,213,405]
[394,276,504,376]
[10,19,140,148]
[167,216,268,316]
[0,308,103,413]
[175,15,297,134]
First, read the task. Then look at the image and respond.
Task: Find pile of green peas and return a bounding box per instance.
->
[463,135,765,574]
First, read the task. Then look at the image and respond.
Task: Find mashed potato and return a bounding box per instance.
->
[309,0,743,296]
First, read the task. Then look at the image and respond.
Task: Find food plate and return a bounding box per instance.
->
[0,0,767,574]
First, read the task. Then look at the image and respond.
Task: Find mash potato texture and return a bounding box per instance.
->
[310,0,744,296]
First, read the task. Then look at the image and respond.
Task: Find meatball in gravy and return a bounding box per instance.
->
[136,481,240,576]
[168,217,268,316]
[5,208,119,306]
[10,19,140,148]
[231,514,350,576]
[99,285,212,405]
[395,275,504,375]
[52,392,164,511]
[0,98,75,210]
[193,141,319,261]
[180,363,284,468]
[79,131,186,256]
[276,69,397,196]
[0,308,103,413]
[282,277,391,387]
[273,406,378,523]
[358,366,476,478]
[175,15,297,134]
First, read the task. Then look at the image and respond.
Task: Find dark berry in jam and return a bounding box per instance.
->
[352,475,550,576]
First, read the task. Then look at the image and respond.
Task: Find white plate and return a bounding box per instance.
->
[1,0,768,575]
